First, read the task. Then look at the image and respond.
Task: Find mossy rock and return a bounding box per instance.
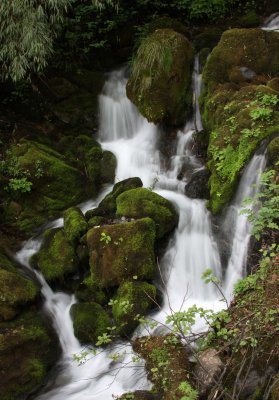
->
[100,151,117,183]
[71,302,111,345]
[34,228,78,282]
[201,29,279,213]
[267,136,279,167]
[0,311,59,400]
[87,177,143,218]
[133,335,190,396]
[119,391,161,400]
[88,216,107,228]
[64,207,88,245]
[0,267,39,321]
[116,188,178,238]
[139,16,190,39]
[112,281,157,336]
[85,147,116,187]
[75,274,108,305]
[127,29,194,126]
[203,29,279,94]
[87,218,157,288]
[3,140,88,234]
[267,78,279,93]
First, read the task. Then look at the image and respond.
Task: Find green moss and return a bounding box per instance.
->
[0,267,38,321]
[112,281,157,336]
[63,206,88,245]
[35,228,78,281]
[75,274,108,305]
[201,30,279,212]
[127,29,194,126]
[116,188,178,238]
[88,216,107,228]
[100,151,117,183]
[0,311,58,400]
[97,177,143,216]
[71,302,111,345]
[267,136,279,167]
[87,218,157,288]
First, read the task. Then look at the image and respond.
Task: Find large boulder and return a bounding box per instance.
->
[0,252,39,321]
[201,29,279,213]
[87,218,157,288]
[71,302,111,345]
[116,188,178,238]
[185,169,210,199]
[112,281,157,336]
[33,228,78,282]
[0,311,59,400]
[126,29,194,126]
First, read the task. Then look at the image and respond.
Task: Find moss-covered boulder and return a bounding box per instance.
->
[88,216,107,228]
[201,29,279,213]
[71,302,111,345]
[0,311,59,400]
[87,218,157,288]
[203,29,279,94]
[112,281,157,336]
[87,177,143,218]
[0,252,39,321]
[116,188,178,238]
[33,228,78,282]
[133,335,191,398]
[127,29,194,126]
[64,207,88,245]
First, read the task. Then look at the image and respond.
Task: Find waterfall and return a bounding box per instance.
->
[262,12,279,31]
[223,152,266,299]
[13,56,267,399]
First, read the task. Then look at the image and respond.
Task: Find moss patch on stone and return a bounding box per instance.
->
[34,228,78,282]
[71,302,111,345]
[116,188,178,238]
[64,206,88,245]
[201,29,279,213]
[112,281,157,336]
[87,218,157,288]
[267,136,279,168]
[0,311,58,400]
[127,29,194,126]
[96,177,143,217]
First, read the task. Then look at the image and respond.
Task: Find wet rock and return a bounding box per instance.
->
[71,302,111,345]
[112,281,157,336]
[0,252,39,321]
[86,178,143,220]
[33,228,78,282]
[194,348,223,398]
[127,29,194,126]
[0,310,59,400]
[87,218,156,288]
[116,188,178,238]
[64,207,88,245]
[185,169,210,199]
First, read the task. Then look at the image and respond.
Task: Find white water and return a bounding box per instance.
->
[14,58,266,399]
[223,152,266,299]
[262,12,279,31]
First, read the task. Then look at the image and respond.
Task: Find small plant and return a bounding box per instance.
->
[100,232,112,244]
[250,107,273,123]
[178,381,198,400]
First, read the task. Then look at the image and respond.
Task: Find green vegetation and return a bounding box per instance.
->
[127,28,193,125]
[71,302,111,345]
[32,228,78,281]
[87,218,157,287]
[116,188,178,238]
[64,207,88,245]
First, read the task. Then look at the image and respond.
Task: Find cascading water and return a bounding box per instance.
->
[262,12,279,31]
[14,56,267,399]
[223,151,266,299]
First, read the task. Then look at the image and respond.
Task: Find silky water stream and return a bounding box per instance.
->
[15,59,266,399]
